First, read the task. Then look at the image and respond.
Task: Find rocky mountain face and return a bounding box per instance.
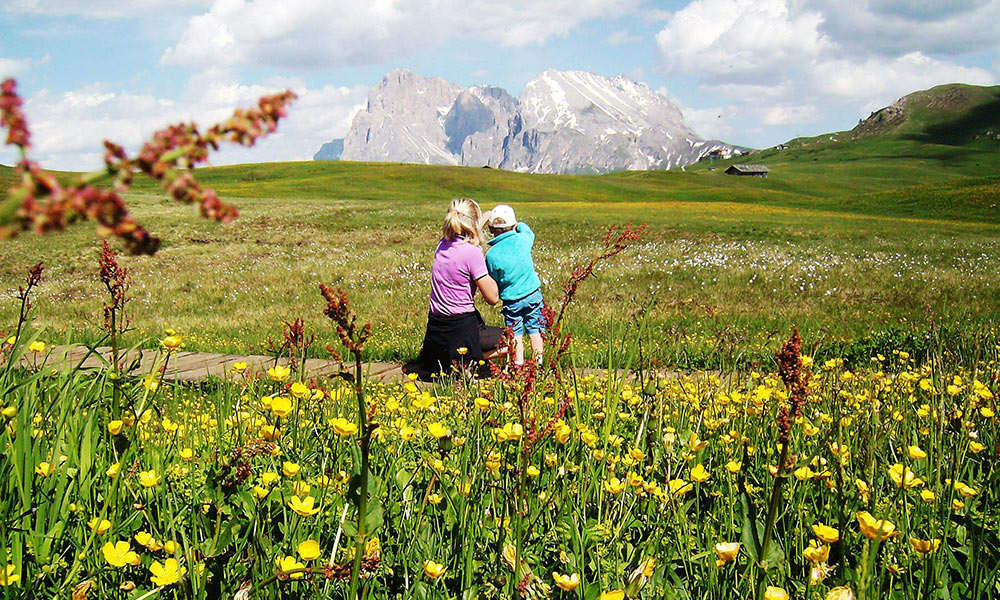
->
[334,69,741,174]
[313,138,343,161]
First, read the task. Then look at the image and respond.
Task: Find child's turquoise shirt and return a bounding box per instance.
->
[486,222,542,302]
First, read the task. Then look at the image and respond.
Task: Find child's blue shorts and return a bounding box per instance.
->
[501,288,545,336]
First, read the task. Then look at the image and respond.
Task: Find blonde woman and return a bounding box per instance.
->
[411,198,506,379]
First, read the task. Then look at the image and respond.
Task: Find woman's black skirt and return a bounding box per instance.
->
[412,309,502,380]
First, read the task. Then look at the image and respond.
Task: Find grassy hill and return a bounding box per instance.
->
[1,83,998,368]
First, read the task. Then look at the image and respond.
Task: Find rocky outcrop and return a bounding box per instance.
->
[334,69,741,173]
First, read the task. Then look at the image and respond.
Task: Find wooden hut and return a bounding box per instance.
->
[725,164,770,177]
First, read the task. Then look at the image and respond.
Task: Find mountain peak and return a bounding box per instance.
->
[336,69,741,173]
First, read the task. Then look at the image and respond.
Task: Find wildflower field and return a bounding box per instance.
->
[1,270,998,599]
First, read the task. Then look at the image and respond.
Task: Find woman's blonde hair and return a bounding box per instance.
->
[442,198,483,246]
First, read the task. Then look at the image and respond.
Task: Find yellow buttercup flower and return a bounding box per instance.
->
[713,542,740,563]
[28,340,46,353]
[1,564,19,586]
[599,591,625,600]
[160,335,183,352]
[87,517,112,534]
[179,448,194,462]
[794,466,815,481]
[887,463,923,488]
[907,445,927,459]
[668,478,693,496]
[604,477,626,495]
[289,382,310,399]
[135,531,162,551]
[493,422,522,442]
[690,464,711,483]
[812,523,840,543]
[803,540,830,564]
[297,540,321,561]
[427,422,451,439]
[102,541,140,568]
[857,511,898,540]
[554,422,571,444]
[909,538,941,556]
[150,558,186,586]
[330,417,358,436]
[552,572,580,591]
[764,586,789,600]
[107,420,124,435]
[282,461,300,477]
[276,555,305,579]
[288,495,320,517]
[138,469,160,488]
[826,586,855,600]
[231,361,247,374]
[267,365,291,382]
[271,396,294,418]
[423,559,446,579]
[34,461,55,476]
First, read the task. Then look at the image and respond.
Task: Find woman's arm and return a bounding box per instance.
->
[475,274,500,305]
[477,209,493,232]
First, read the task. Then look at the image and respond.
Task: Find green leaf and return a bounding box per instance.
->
[394,467,415,491]
[364,499,383,533]
[739,483,763,562]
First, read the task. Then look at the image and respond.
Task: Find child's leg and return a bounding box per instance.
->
[502,305,526,365]
[528,332,543,360]
[524,294,546,364]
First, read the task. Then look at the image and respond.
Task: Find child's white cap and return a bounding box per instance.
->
[489,204,516,228]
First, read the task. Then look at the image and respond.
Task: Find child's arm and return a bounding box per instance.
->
[516,221,535,246]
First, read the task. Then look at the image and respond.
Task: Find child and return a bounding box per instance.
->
[484,204,544,366]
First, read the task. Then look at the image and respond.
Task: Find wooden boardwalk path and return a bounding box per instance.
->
[21,346,695,386]
[21,345,409,384]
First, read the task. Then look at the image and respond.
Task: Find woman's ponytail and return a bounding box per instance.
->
[441,198,483,246]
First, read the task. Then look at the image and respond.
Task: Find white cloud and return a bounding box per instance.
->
[655,0,1000,146]
[0,57,34,78]
[799,0,1000,58]
[0,54,50,78]
[163,0,643,69]
[656,0,830,77]
[6,0,212,18]
[811,52,995,104]
[0,78,367,171]
[606,29,642,45]
[761,103,820,126]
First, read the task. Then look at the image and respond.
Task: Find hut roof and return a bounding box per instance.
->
[726,164,770,173]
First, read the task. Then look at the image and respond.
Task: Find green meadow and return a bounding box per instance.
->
[2,83,999,368]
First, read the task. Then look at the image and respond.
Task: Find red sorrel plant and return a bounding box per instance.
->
[278,317,314,378]
[98,241,131,417]
[319,284,374,600]
[496,223,644,598]
[755,328,811,599]
[0,78,296,254]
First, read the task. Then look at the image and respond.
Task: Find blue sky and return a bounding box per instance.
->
[2,0,998,171]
